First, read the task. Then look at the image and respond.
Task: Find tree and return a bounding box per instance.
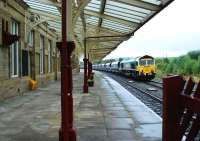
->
[165,63,173,73]
[191,62,199,74]
[188,50,200,60]
[155,52,200,78]
[184,59,193,75]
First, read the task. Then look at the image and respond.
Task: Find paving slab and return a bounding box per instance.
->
[104,110,129,118]
[80,71,162,141]
[107,129,135,140]
[0,71,162,141]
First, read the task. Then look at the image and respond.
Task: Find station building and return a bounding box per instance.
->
[0,0,61,100]
[1,1,199,141]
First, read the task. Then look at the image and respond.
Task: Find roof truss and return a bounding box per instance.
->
[23,0,174,61]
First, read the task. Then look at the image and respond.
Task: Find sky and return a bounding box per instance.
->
[104,0,200,59]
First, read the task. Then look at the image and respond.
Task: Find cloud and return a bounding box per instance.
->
[104,0,200,59]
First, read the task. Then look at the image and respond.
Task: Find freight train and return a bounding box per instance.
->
[93,55,156,80]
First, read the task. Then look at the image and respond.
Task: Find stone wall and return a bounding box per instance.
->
[0,0,61,101]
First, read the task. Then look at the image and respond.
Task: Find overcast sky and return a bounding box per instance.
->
[104,0,200,59]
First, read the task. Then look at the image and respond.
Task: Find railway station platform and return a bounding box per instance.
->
[0,71,162,141]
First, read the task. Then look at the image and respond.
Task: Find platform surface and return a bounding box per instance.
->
[0,71,162,141]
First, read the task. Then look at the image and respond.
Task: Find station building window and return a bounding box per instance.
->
[22,30,35,77]
[28,30,34,75]
[1,19,4,38]
[22,50,28,76]
[10,20,19,77]
[48,40,52,73]
[40,35,44,74]
[28,30,34,47]
[28,30,35,78]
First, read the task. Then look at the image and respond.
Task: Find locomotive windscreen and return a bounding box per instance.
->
[139,55,155,66]
[147,59,154,65]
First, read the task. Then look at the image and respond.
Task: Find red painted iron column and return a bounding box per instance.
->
[90,62,93,78]
[83,38,88,93]
[87,54,93,80]
[58,0,76,141]
[88,63,92,80]
[87,54,90,79]
[162,76,185,141]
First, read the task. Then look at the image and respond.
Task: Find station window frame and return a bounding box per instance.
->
[10,20,20,78]
[28,30,34,47]
[48,39,52,73]
[40,35,44,74]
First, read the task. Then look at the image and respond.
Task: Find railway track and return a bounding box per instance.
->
[105,73,163,117]
[127,81,163,103]
[102,72,200,140]
[147,80,163,89]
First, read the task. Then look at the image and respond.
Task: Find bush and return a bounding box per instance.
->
[184,59,193,75]
[156,50,200,77]
[165,63,173,73]
[191,62,199,74]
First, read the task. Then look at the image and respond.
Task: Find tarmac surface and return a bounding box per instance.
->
[0,71,162,141]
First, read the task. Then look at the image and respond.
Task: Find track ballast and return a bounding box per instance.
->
[105,72,163,117]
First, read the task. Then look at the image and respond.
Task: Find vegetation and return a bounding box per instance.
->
[156,50,200,80]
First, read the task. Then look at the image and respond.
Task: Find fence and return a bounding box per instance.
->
[163,75,200,141]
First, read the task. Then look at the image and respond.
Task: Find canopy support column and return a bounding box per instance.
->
[59,0,76,141]
[87,53,92,80]
[83,38,88,93]
[87,53,90,79]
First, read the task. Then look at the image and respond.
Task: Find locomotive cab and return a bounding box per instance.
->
[136,55,156,80]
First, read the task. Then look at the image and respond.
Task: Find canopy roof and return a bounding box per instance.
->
[23,0,174,60]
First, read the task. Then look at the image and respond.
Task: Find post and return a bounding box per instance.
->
[83,38,88,93]
[87,53,93,80]
[88,62,92,80]
[87,53,90,79]
[54,47,58,81]
[90,62,93,79]
[162,75,184,141]
[59,0,76,141]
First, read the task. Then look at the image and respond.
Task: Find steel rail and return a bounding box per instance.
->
[150,80,163,84]
[146,80,163,89]
[108,73,163,103]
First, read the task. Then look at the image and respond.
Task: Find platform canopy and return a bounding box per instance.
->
[23,0,174,60]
